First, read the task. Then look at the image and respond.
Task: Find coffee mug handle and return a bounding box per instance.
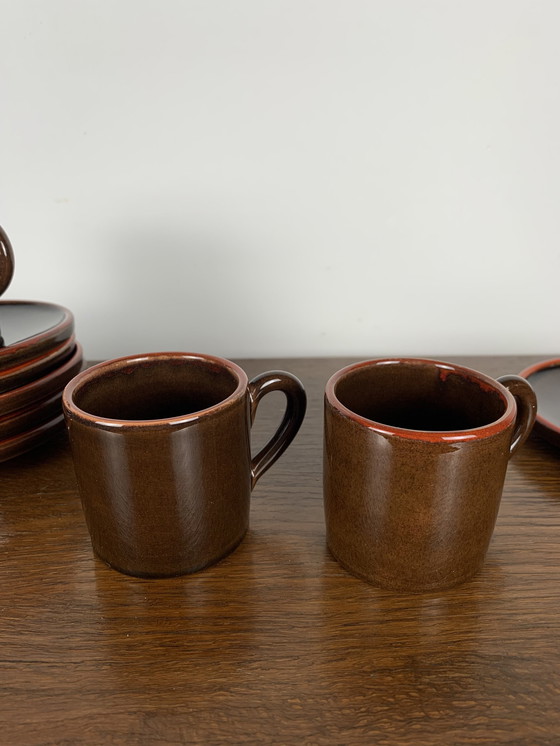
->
[497,375,537,457]
[248,371,307,489]
[0,225,15,298]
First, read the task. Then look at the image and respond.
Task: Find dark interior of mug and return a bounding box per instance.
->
[335,362,507,431]
[73,357,240,420]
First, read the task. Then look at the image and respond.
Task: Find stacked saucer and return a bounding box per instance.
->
[0,227,83,462]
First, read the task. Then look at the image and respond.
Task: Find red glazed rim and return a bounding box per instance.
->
[519,357,560,437]
[0,413,66,463]
[63,351,249,431]
[0,301,74,361]
[0,334,76,375]
[0,342,82,416]
[0,389,63,429]
[0,334,76,392]
[325,357,517,443]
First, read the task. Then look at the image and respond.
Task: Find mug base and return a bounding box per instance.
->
[92,530,248,579]
[327,544,482,593]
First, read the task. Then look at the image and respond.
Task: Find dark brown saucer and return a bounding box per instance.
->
[0,391,65,440]
[0,301,74,370]
[0,334,76,394]
[0,412,65,463]
[0,343,83,417]
[519,358,560,448]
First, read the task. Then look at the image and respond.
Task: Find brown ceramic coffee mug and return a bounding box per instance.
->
[63,352,306,577]
[324,358,537,592]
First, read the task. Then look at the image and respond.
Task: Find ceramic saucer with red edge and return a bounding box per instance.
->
[0,342,83,417]
[519,358,560,448]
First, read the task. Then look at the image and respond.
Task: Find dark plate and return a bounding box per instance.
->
[519,358,560,448]
[0,301,74,370]
[0,343,83,416]
[0,390,65,440]
[0,334,76,394]
[0,412,66,463]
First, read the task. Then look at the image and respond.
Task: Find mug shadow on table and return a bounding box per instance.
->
[90,528,295,697]
[313,555,511,733]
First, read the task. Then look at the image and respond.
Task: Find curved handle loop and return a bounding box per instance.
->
[0,225,15,299]
[248,370,306,489]
[0,225,15,348]
[498,375,537,457]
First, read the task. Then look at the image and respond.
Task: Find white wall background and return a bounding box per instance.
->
[1,0,559,360]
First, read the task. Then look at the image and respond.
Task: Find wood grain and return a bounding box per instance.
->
[1,355,559,745]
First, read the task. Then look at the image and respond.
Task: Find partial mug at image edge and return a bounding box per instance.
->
[62,351,306,578]
[323,358,537,593]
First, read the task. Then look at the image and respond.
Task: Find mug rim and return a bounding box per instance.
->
[62,351,248,430]
[325,357,517,442]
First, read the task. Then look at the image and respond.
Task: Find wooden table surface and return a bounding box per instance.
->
[2,355,560,745]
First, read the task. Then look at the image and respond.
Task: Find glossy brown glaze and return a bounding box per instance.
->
[0,225,15,347]
[0,342,82,416]
[0,390,65,440]
[324,358,537,592]
[0,225,15,300]
[0,334,76,394]
[62,352,306,577]
[0,412,66,463]
[0,301,74,369]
